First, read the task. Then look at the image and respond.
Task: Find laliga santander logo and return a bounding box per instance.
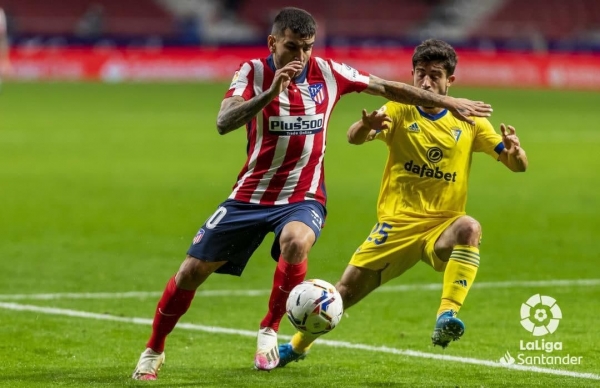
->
[520,294,562,336]
[498,294,583,366]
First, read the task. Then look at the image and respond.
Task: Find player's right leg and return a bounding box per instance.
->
[278,264,381,367]
[132,256,226,380]
[133,200,269,380]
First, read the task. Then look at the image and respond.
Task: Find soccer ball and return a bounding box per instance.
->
[286,279,343,335]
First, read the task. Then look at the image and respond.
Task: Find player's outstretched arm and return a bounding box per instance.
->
[365,75,492,125]
[216,60,304,135]
[347,109,391,145]
[498,123,528,172]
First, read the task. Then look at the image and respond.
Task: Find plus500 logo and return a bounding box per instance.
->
[269,114,324,136]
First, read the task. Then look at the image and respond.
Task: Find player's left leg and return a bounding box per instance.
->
[254,201,325,371]
[255,221,314,370]
[427,215,482,348]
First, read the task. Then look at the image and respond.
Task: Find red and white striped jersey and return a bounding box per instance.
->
[224,55,370,206]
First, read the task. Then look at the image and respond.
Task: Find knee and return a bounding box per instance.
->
[455,216,482,246]
[279,233,311,262]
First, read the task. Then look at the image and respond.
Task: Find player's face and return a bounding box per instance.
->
[412,61,455,97]
[268,28,315,77]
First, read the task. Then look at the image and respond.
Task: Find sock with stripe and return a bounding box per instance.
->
[260,257,307,331]
[437,245,479,316]
[147,276,196,353]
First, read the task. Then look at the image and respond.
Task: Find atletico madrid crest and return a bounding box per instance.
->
[308,83,326,104]
[193,229,205,244]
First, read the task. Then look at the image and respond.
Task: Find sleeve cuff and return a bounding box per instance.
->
[494,142,505,155]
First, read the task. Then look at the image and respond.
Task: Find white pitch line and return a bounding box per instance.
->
[0,278,598,301]
[0,290,264,301]
[381,278,600,292]
[0,302,598,381]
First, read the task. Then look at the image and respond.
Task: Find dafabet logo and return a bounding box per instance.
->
[499,294,582,366]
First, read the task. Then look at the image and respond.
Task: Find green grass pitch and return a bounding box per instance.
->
[0,82,598,387]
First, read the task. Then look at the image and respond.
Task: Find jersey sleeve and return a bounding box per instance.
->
[472,118,504,159]
[374,102,405,145]
[224,61,255,100]
[328,59,370,95]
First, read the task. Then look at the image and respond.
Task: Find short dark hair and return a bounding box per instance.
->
[271,7,317,38]
[412,39,458,76]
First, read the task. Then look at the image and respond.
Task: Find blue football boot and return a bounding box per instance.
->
[277,343,307,367]
[431,310,465,348]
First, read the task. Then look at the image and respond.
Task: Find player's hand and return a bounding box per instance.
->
[361,108,391,131]
[448,97,493,125]
[500,123,521,155]
[269,60,304,97]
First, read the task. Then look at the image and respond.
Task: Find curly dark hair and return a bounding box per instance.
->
[412,39,458,76]
[271,7,317,38]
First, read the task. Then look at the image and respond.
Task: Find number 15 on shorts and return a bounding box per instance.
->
[366,222,392,245]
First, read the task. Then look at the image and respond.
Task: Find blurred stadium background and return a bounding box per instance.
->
[1,1,599,387]
[1,0,600,87]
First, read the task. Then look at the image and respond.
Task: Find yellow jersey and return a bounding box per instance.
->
[373,102,503,219]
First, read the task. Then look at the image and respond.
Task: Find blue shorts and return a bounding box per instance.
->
[187,199,326,276]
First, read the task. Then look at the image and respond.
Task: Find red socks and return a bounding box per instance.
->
[146,258,306,351]
[146,276,196,353]
[260,257,307,331]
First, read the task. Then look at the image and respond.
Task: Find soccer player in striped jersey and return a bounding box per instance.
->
[132,9,494,379]
[0,8,10,80]
[278,39,528,367]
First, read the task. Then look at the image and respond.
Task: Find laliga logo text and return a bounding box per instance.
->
[499,294,582,366]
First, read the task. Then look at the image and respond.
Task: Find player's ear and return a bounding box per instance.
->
[447,74,456,87]
[267,35,276,53]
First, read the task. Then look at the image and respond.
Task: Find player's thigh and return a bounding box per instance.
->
[422,215,465,271]
[187,200,270,276]
[269,200,326,260]
[349,219,423,285]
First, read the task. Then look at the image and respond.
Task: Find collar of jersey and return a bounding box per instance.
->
[416,106,448,121]
[267,54,308,83]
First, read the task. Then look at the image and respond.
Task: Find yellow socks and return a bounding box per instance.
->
[437,245,479,316]
[290,331,318,354]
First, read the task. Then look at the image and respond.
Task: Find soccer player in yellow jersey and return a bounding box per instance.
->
[278,39,528,365]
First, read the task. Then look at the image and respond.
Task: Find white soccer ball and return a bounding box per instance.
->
[286,279,343,335]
